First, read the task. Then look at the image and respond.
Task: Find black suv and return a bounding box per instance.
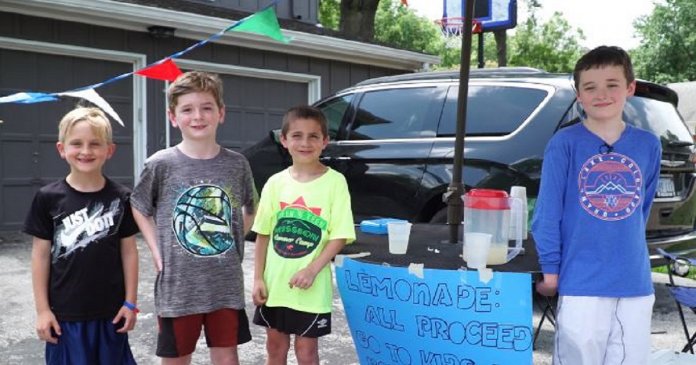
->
[242,68,696,260]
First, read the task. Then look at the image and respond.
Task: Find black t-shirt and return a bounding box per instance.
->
[23,178,139,321]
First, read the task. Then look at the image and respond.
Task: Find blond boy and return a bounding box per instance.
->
[24,107,139,364]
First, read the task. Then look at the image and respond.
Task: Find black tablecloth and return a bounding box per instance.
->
[340,223,540,273]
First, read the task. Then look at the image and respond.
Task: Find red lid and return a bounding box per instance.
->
[463,189,510,210]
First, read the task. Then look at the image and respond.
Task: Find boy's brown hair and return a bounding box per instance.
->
[58,107,113,143]
[573,45,635,91]
[281,105,328,138]
[167,71,224,112]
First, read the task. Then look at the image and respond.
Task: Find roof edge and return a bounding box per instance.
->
[0,0,440,71]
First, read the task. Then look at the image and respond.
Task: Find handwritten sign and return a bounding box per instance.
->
[336,258,533,365]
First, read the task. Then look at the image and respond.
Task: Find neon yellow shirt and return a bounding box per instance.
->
[252,168,355,314]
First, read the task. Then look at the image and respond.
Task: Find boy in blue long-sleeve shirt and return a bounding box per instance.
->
[532,46,661,365]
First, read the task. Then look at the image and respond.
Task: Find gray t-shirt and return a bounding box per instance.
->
[131,146,257,317]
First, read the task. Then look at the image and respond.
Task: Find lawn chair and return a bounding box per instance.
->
[532,273,557,349]
[657,248,696,353]
[533,292,557,349]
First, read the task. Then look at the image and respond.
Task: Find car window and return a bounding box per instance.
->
[348,87,439,140]
[438,85,548,136]
[317,94,353,139]
[624,97,693,144]
[567,96,693,144]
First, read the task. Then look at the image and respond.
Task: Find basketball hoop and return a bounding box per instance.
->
[435,17,482,48]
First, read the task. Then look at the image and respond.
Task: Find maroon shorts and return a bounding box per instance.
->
[156,308,251,358]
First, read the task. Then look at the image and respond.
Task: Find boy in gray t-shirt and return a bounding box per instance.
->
[131,71,257,363]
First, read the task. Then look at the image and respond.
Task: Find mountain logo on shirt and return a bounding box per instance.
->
[273,197,327,258]
[172,184,235,256]
[53,199,121,262]
[578,152,642,221]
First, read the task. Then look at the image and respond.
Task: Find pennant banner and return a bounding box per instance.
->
[228,6,291,43]
[0,2,289,122]
[58,89,125,126]
[135,58,183,82]
[0,92,57,104]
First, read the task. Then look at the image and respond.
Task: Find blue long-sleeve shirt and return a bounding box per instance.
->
[532,122,661,297]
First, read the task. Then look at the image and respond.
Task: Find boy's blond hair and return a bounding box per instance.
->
[58,107,113,143]
[167,71,224,112]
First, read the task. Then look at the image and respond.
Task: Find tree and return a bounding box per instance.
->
[318,0,586,72]
[320,0,462,67]
[339,0,381,41]
[632,0,696,83]
[373,0,445,56]
[318,0,340,30]
[507,12,585,73]
[494,30,507,66]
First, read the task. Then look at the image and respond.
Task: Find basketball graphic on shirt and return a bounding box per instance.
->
[172,184,235,256]
[578,152,642,221]
[272,196,326,258]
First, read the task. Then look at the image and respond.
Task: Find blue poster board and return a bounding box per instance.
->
[336,258,533,364]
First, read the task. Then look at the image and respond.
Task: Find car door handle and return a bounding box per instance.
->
[320,156,351,161]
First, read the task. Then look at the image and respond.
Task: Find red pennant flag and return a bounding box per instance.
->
[400,0,408,6]
[135,58,183,82]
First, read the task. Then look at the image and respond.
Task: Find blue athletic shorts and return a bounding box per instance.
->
[45,318,136,365]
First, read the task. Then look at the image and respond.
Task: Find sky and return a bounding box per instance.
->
[408,0,657,50]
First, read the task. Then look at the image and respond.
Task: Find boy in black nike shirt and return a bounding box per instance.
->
[24,106,140,364]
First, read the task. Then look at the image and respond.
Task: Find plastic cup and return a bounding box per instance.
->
[387,222,412,254]
[464,232,492,269]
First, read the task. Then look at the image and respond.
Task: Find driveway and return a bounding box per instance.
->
[0,232,693,364]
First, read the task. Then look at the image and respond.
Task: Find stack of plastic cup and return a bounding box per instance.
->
[509,186,528,240]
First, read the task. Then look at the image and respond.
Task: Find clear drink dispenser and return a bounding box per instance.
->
[462,189,524,265]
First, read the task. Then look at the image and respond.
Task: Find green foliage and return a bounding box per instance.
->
[318,0,587,72]
[632,0,696,83]
[319,0,340,30]
[373,0,447,58]
[653,265,696,280]
[507,12,585,73]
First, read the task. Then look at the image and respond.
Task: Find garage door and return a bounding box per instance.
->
[221,73,309,151]
[0,48,134,230]
[166,60,319,153]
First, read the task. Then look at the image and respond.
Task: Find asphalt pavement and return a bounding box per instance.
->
[0,232,694,365]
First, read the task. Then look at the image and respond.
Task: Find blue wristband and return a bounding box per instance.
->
[123,300,139,314]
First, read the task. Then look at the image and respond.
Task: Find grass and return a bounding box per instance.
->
[653,265,696,280]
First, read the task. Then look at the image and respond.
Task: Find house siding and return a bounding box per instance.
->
[0,10,402,230]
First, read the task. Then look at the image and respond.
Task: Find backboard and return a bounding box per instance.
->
[442,0,517,32]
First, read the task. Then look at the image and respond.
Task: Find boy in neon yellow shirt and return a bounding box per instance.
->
[252,105,355,364]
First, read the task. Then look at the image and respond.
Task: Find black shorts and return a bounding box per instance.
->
[253,305,331,338]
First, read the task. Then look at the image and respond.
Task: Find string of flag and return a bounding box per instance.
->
[0,3,290,126]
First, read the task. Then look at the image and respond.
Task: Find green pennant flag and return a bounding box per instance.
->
[226,7,291,44]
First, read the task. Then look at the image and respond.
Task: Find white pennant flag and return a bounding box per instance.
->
[58,88,125,126]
